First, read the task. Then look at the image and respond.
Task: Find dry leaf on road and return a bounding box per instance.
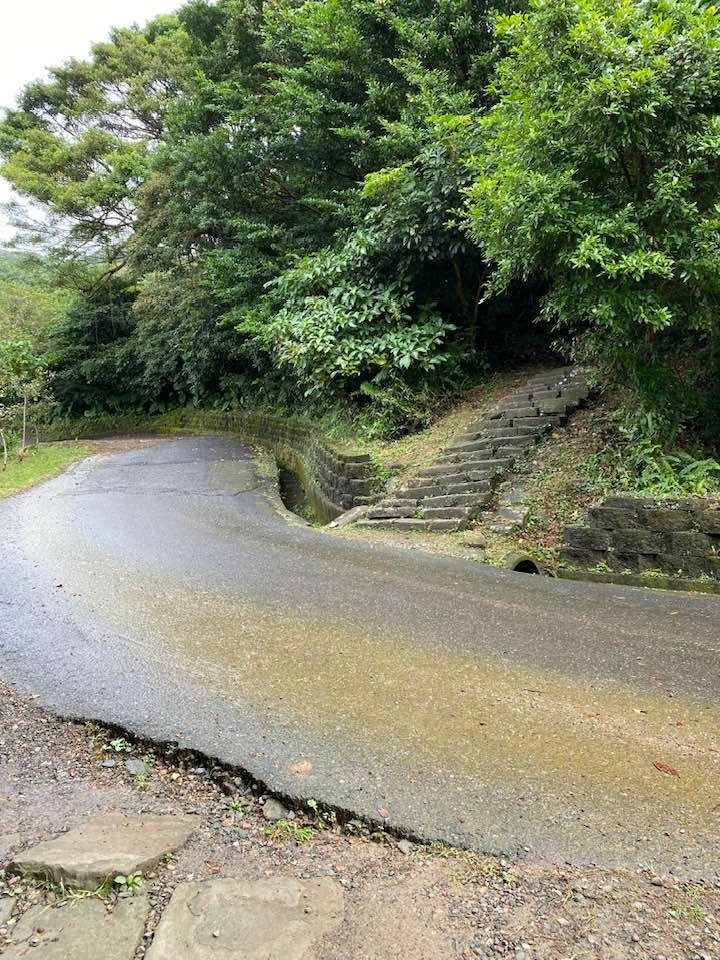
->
[653,760,680,778]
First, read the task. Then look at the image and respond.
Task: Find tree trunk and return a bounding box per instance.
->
[0,429,7,469]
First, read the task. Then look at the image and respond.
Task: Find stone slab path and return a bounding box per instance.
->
[3,815,344,960]
[11,815,199,891]
[147,878,344,960]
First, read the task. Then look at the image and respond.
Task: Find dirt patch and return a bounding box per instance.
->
[1,682,718,959]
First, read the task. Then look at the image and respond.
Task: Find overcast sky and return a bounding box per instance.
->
[0,0,182,242]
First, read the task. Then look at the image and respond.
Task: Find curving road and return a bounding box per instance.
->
[1,437,719,876]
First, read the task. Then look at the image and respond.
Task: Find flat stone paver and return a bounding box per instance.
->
[146,878,344,960]
[2,895,148,959]
[11,814,198,890]
[0,897,13,927]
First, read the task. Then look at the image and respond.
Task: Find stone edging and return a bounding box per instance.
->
[31,409,382,524]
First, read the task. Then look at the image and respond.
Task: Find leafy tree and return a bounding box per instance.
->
[467,0,720,442]
[0,338,51,449]
[0,14,198,254]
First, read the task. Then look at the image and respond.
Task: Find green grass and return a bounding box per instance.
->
[0,443,90,497]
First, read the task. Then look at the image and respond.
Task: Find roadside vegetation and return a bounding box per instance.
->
[0,443,89,498]
[1,0,719,486]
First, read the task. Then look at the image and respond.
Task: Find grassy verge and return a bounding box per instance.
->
[0,443,90,498]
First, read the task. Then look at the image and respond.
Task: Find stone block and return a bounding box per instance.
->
[602,496,641,512]
[559,547,606,568]
[146,878,343,960]
[463,530,487,548]
[422,493,479,509]
[348,478,374,495]
[444,480,490,496]
[666,531,714,556]
[2,895,148,960]
[366,507,415,520]
[639,508,696,532]
[559,388,588,404]
[610,530,666,555]
[606,552,658,574]
[588,507,641,530]
[529,388,561,400]
[500,405,538,419]
[512,416,557,430]
[698,509,720,535]
[11,815,198,891]
[537,399,569,415]
[497,506,530,528]
[655,554,720,579]
[500,484,529,505]
[429,519,465,531]
[0,898,13,927]
[420,507,471,520]
[564,526,611,551]
[342,461,371,479]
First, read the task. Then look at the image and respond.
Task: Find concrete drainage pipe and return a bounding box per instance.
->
[505,552,542,575]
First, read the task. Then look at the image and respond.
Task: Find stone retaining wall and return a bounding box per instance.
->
[33,408,381,524]
[561,496,720,580]
[222,411,379,523]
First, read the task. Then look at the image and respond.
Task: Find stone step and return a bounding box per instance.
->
[444,480,492,497]
[560,387,589,403]
[420,493,485,509]
[351,366,588,536]
[417,458,513,480]
[498,405,540,420]
[438,431,532,462]
[512,415,562,429]
[529,388,561,401]
[401,482,442,498]
[443,437,498,455]
[356,518,429,531]
[399,478,490,500]
[496,443,533,458]
[419,506,474,520]
[459,424,538,440]
[438,442,529,465]
[537,399,570,415]
[356,517,464,532]
[366,506,416,520]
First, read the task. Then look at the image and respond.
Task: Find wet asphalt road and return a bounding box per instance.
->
[1,437,719,876]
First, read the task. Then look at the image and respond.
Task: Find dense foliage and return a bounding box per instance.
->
[1,0,719,444]
[468,0,720,445]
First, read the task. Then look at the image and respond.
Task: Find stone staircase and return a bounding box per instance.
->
[356,367,589,533]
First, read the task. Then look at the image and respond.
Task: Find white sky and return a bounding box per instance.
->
[0,0,182,242]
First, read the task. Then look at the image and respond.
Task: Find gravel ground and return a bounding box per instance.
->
[1,681,719,960]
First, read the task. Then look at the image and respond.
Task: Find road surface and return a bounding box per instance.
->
[1,437,719,875]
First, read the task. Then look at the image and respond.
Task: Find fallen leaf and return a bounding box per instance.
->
[653,760,680,778]
[206,861,221,873]
[378,807,390,819]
